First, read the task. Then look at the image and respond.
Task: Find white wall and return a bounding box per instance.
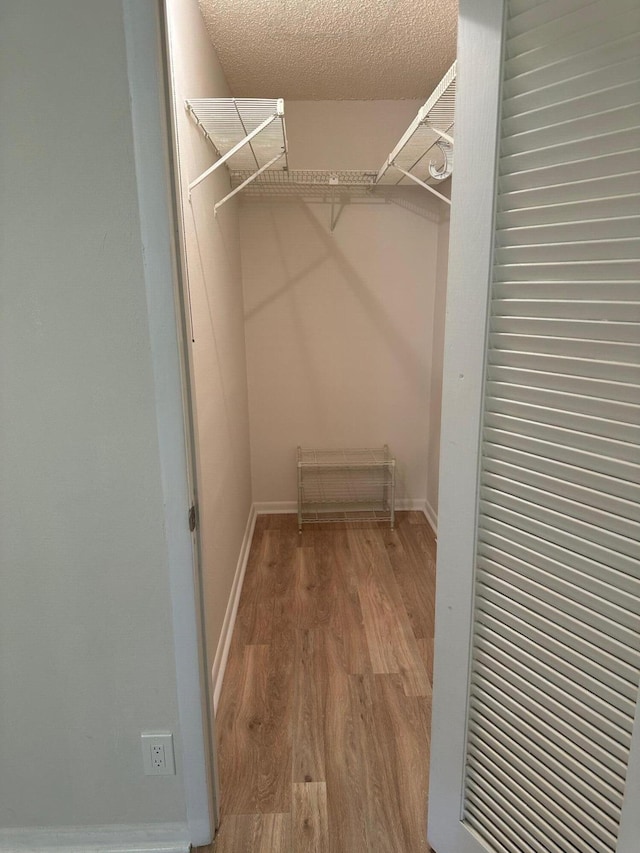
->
[284,100,422,171]
[241,100,447,506]
[0,0,187,836]
[164,0,252,691]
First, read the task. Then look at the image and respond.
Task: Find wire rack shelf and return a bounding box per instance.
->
[376,62,456,205]
[184,66,456,222]
[186,98,288,173]
[297,446,396,532]
[231,169,377,197]
[185,98,289,211]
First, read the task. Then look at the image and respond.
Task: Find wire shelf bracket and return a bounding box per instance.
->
[376,62,456,206]
[185,98,288,211]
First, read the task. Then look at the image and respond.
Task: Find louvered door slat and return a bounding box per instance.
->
[502,58,640,118]
[468,734,620,842]
[463,3,640,849]
[481,509,638,581]
[467,741,617,848]
[503,84,640,138]
[500,171,640,208]
[480,531,640,612]
[487,381,639,421]
[482,456,640,525]
[492,291,640,311]
[503,33,640,99]
[467,785,563,853]
[478,608,629,748]
[480,521,640,609]
[488,350,639,382]
[481,496,638,573]
[501,150,640,192]
[491,316,640,340]
[503,8,640,77]
[469,700,625,818]
[484,413,639,465]
[506,0,638,55]
[497,215,640,244]
[476,595,638,741]
[477,567,639,666]
[503,120,638,177]
[476,622,636,728]
[497,192,640,225]
[486,365,640,405]
[486,398,638,442]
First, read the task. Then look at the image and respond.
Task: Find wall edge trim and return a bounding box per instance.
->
[211,503,257,714]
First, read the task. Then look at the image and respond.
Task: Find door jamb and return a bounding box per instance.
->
[122,0,219,843]
[427,1,506,850]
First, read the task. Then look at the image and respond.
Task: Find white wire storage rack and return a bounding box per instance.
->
[185,98,289,213]
[230,169,377,194]
[184,64,456,222]
[297,446,396,533]
[376,62,456,206]
[230,170,378,229]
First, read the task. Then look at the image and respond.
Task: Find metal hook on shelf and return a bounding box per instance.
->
[428,140,453,181]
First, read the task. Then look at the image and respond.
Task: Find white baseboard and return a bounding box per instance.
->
[395,497,426,512]
[423,501,438,536]
[211,503,257,714]
[254,499,431,515]
[253,501,297,514]
[0,824,189,853]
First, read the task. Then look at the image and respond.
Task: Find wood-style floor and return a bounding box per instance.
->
[202,511,436,853]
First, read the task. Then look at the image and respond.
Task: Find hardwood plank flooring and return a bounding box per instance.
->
[201,512,436,853]
[292,782,329,853]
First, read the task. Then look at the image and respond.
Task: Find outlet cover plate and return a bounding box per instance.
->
[141,731,175,776]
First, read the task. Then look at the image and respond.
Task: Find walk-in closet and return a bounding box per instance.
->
[162,0,640,851]
[4,1,638,851]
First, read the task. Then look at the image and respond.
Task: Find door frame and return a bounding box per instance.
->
[122,0,218,844]
[427,1,640,851]
[427,2,506,850]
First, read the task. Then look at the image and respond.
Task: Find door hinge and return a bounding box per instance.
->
[188,504,197,532]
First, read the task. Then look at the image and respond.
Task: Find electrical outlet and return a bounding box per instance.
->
[141,732,175,776]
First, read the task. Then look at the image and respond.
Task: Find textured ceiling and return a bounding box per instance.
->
[198,0,458,100]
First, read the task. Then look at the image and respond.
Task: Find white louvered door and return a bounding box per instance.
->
[428,1,640,852]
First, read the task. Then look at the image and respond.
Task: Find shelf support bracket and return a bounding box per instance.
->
[213,152,285,215]
[392,164,452,206]
[329,176,345,232]
[188,109,281,198]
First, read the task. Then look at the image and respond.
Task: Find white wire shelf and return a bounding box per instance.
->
[184,72,456,222]
[297,446,396,532]
[300,469,394,500]
[231,169,378,204]
[298,447,395,468]
[376,62,456,204]
[301,508,393,525]
[232,171,380,229]
[185,98,288,211]
[186,98,288,172]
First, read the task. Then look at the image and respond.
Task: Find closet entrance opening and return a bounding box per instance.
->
[162,0,458,848]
